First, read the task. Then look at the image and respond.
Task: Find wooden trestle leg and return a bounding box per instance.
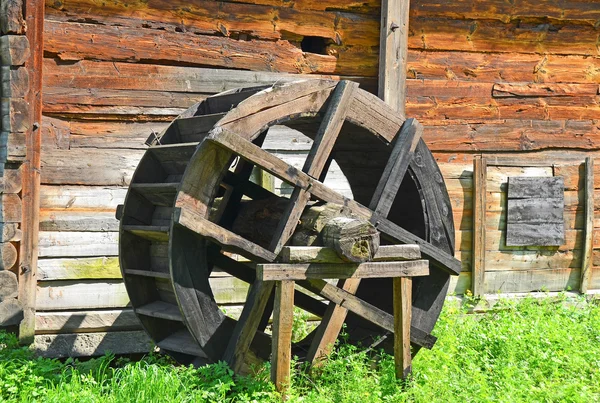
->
[393,277,412,379]
[272,280,295,396]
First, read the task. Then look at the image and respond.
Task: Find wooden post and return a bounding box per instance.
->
[378,0,410,116]
[271,280,295,396]
[393,277,412,379]
[17,0,44,344]
[472,156,487,296]
[580,157,594,294]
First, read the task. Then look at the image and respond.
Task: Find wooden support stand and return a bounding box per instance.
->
[257,245,428,394]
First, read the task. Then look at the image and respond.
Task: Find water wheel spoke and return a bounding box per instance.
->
[269,81,358,254]
[369,118,423,218]
[173,205,276,263]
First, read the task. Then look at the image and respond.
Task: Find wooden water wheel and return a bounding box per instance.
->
[118,80,461,373]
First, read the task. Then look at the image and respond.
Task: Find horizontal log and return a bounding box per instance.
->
[0,0,25,34]
[38,257,121,280]
[0,270,18,300]
[1,223,21,242]
[492,83,600,98]
[36,280,130,310]
[257,260,429,281]
[484,267,580,294]
[1,66,29,98]
[485,249,581,271]
[0,35,29,66]
[1,98,30,133]
[44,20,338,75]
[1,193,22,223]
[40,210,120,232]
[0,298,23,326]
[35,309,141,334]
[41,148,144,186]
[33,330,152,358]
[486,209,583,232]
[38,231,119,257]
[40,185,127,209]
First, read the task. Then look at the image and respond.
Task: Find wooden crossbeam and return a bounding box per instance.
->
[173,206,276,262]
[280,245,421,264]
[257,260,429,281]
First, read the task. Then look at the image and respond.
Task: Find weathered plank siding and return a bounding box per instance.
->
[32,0,600,355]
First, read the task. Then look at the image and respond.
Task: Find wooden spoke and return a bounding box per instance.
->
[298,279,436,349]
[173,206,276,262]
[222,171,276,201]
[306,278,360,366]
[222,280,275,373]
[369,118,423,218]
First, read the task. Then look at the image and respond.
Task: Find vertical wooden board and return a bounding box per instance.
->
[472,157,486,296]
[271,280,294,394]
[393,277,412,380]
[581,157,594,293]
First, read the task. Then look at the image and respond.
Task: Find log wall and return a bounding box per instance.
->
[21,0,600,356]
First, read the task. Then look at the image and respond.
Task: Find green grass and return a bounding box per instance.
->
[1,295,599,402]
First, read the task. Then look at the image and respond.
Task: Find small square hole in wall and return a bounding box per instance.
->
[505,176,565,246]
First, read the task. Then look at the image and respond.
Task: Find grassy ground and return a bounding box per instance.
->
[1,294,599,402]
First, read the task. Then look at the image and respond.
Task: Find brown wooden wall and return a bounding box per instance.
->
[33,0,600,356]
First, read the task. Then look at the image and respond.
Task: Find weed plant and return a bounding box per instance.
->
[0,294,598,402]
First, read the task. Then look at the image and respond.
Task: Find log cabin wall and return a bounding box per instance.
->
[29,0,600,356]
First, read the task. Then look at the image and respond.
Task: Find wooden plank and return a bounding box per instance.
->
[173,206,276,262]
[222,280,274,373]
[269,81,357,253]
[37,257,121,280]
[258,260,429,281]
[506,198,564,224]
[18,0,44,344]
[281,245,421,263]
[157,329,206,358]
[271,280,294,394]
[507,177,564,199]
[35,309,141,334]
[136,301,182,322]
[492,83,600,98]
[130,182,178,207]
[123,225,170,242]
[40,210,119,232]
[472,156,486,296]
[36,281,130,310]
[369,118,423,218]
[485,250,581,271]
[393,277,411,379]
[33,330,151,358]
[581,157,594,293]
[378,0,410,114]
[40,185,127,209]
[306,278,360,366]
[38,231,119,258]
[484,268,580,294]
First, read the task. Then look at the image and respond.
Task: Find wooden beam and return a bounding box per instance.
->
[393,277,412,379]
[18,0,43,344]
[580,157,594,293]
[269,81,357,253]
[378,0,410,115]
[257,260,429,281]
[472,156,487,296]
[280,245,421,264]
[271,280,294,395]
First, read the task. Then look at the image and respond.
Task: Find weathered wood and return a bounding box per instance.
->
[0,270,18,300]
[258,260,429,281]
[0,131,26,162]
[33,330,152,358]
[269,81,357,254]
[321,217,380,263]
[378,0,410,114]
[484,268,580,294]
[0,165,22,194]
[281,245,421,263]
[0,0,25,34]
[35,309,141,334]
[306,278,360,366]
[222,280,274,373]
[0,242,18,270]
[507,177,564,199]
[1,98,30,133]
[580,157,594,293]
[1,193,21,222]
[271,280,294,394]
[369,118,423,217]
[0,298,23,326]
[37,257,121,280]
[40,185,127,209]
[472,156,486,296]
[36,280,129,310]
[393,277,411,379]
[0,223,21,242]
[38,231,119,258]
[506,198,564,224]
[137,301,182,322]
[40,210,119,232]
[1,66,29,98]
[0,35,29,65]
[492,83,600,98]
[157,329,207,358]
